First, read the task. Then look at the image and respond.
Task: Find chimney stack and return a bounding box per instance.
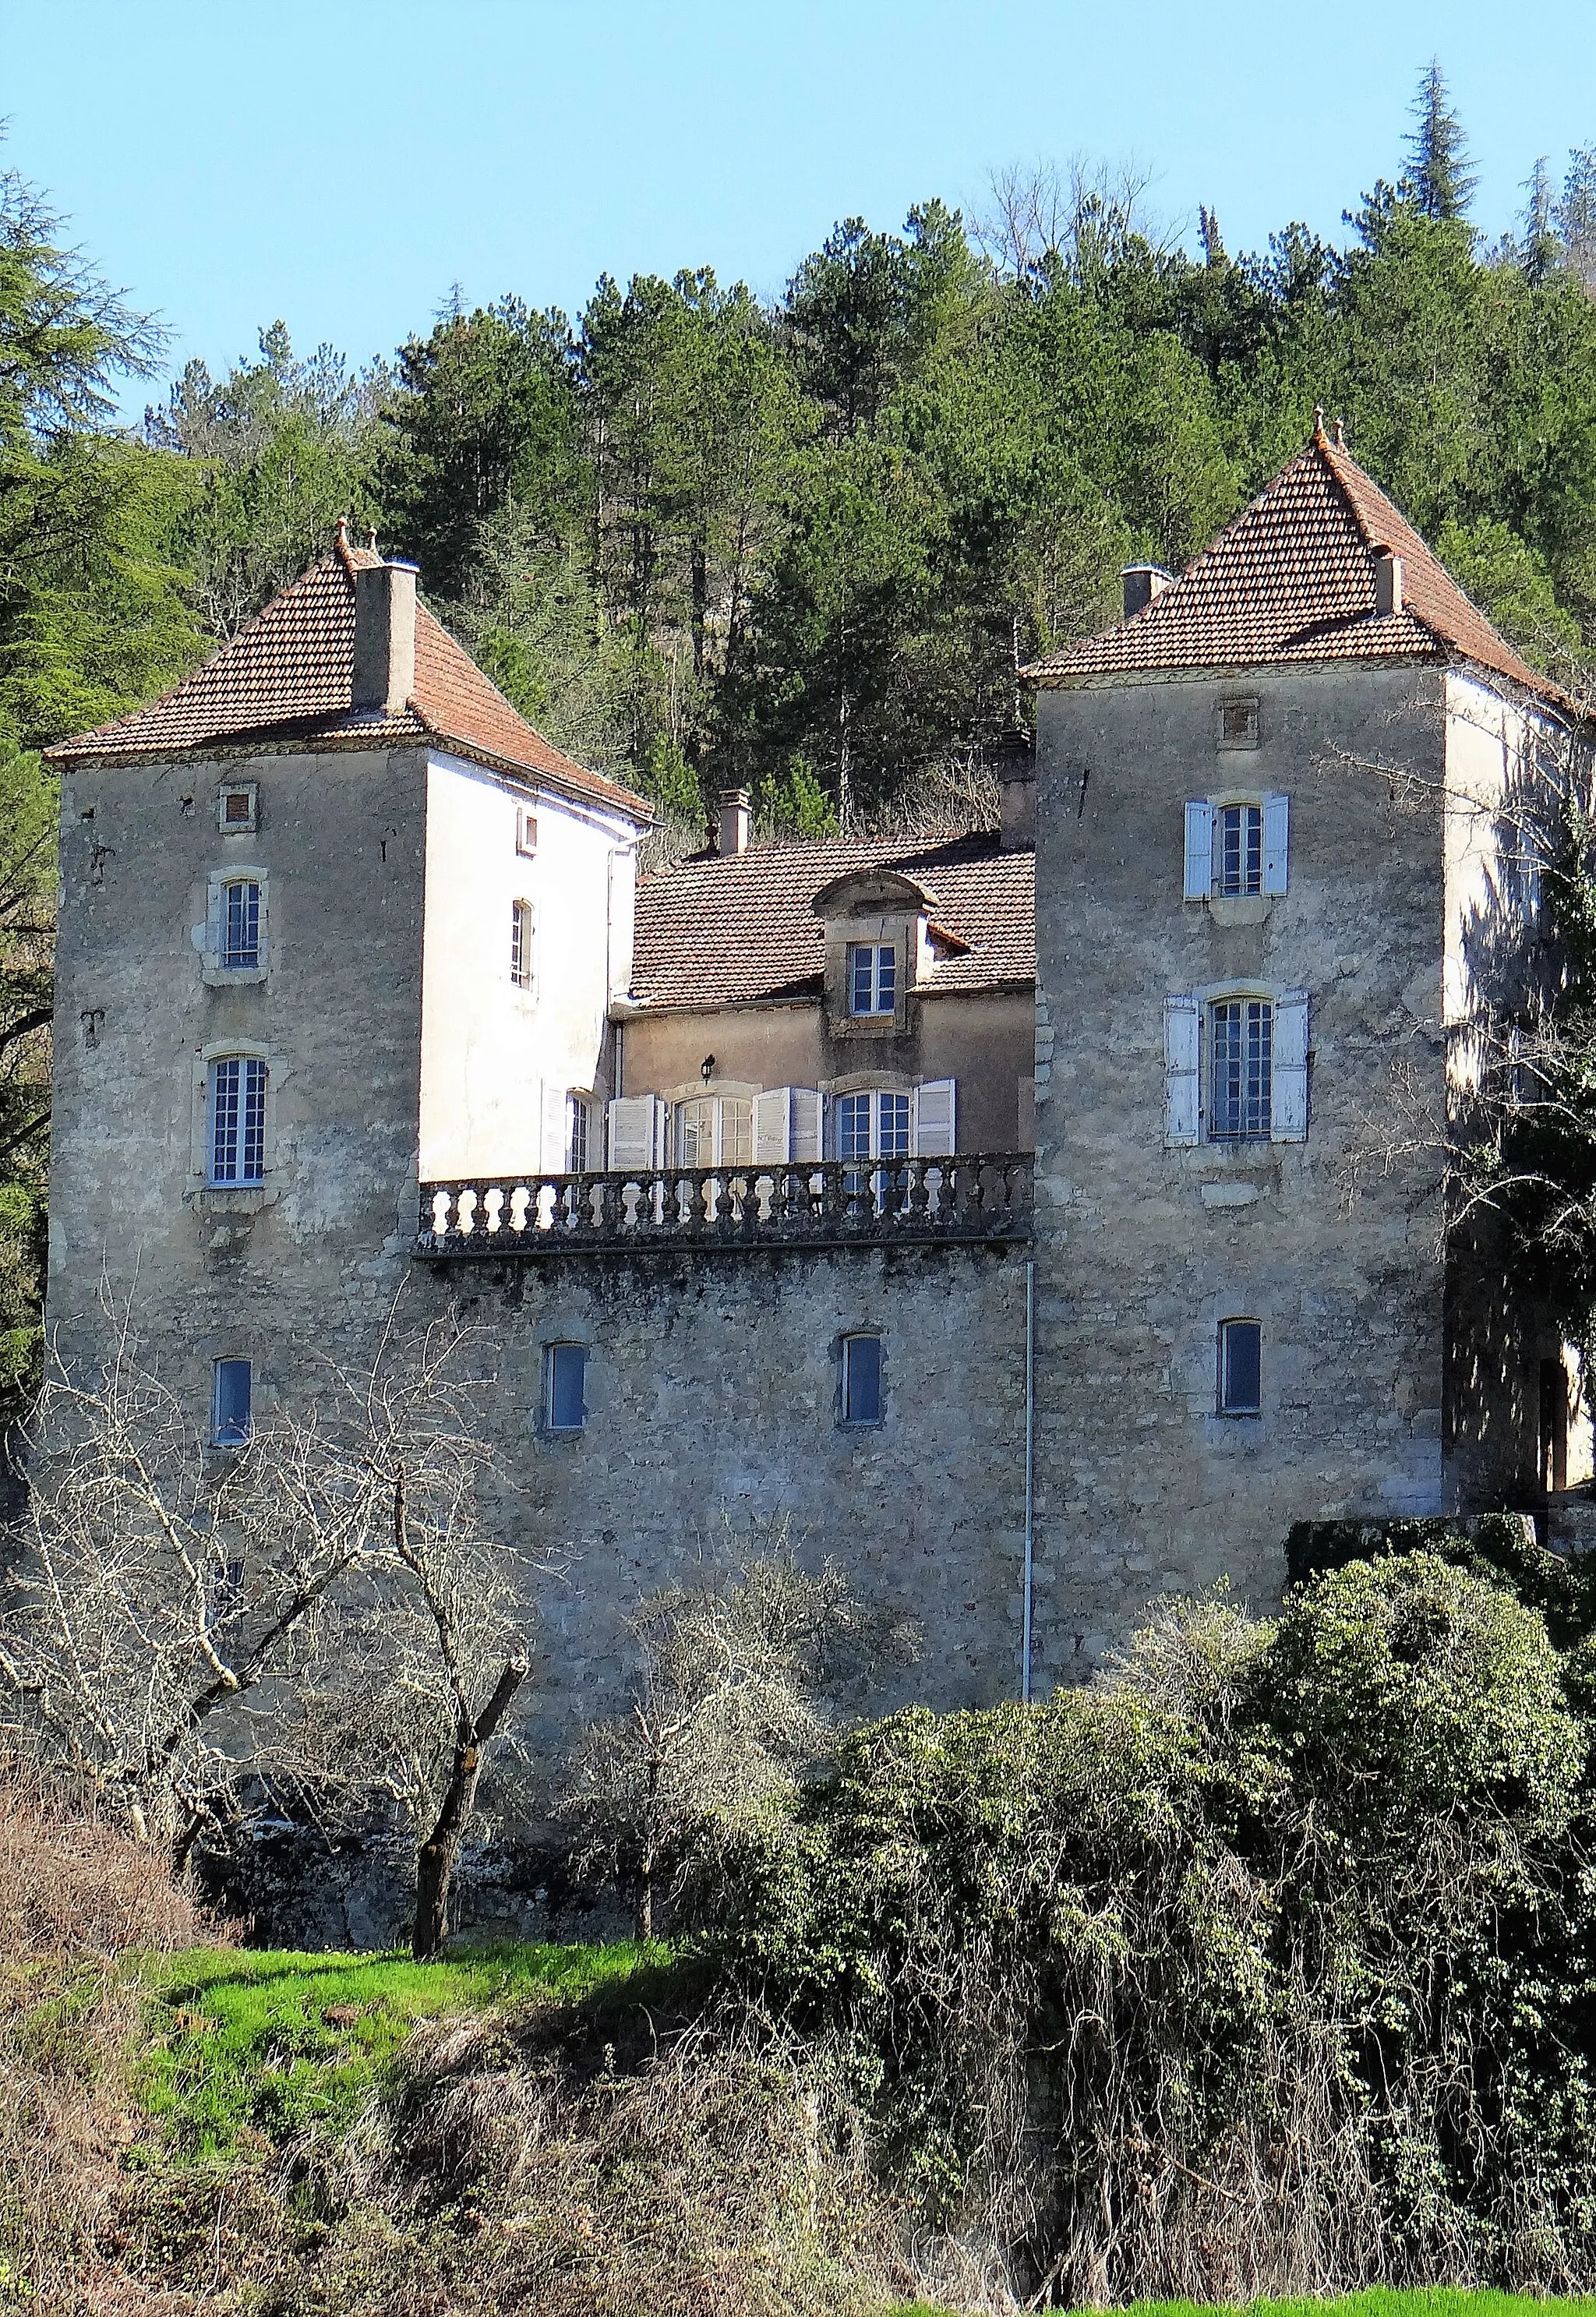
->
[351,559,418,716]
[1372,546,1404,617]
[1122,563,1174,620]
[990,729,1036,852]
[715,788,751,856]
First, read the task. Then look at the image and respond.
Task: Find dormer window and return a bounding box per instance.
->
[849,943,896,1017]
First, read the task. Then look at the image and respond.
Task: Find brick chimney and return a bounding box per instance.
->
[715,789,750,856]
[1122,563,1174,620]
[351,560,418,715]
[1372,546,1404,617]
[990,729,1036,852]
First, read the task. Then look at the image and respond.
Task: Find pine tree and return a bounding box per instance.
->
[1404,60,1478,222]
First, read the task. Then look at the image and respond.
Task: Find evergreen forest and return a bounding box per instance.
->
[4,66,1596,1400]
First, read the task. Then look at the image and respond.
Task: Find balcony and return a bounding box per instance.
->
[416,1155,1033,1259]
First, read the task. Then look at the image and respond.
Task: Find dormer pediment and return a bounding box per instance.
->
[811,868,941,920]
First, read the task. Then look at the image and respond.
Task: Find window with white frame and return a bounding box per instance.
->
[838,1089,911,1164]
[676,1094,754,1167]
[516,805,538,857]
[1217,1319,1262,1415]
[221,878,260,970]
[210,1055,267,1185]
[212,1358,252,1446]
[847,941,896,1016]
[1184,795,1290,900]
[510,897,535,991]
[567,1093,592,1172]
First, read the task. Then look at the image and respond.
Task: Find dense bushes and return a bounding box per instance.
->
[708,1556,1596,2304]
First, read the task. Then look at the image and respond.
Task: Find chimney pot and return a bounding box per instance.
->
[1122,563,1174,620]
[715,788,751,856]
[352,560,418,716]
[1372,546,1404,617]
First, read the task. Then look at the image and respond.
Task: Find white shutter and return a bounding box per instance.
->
[1184,800,1214,900]
[1263,793,1290,895]
[606,1093,664,1169]
[913,1078,956,1157]
[790,1089,822,1163]
[541,1082,568,1171]
[754,1088,792,1163]
[1165,994,1200,1145]
[1271,991,1308,1141]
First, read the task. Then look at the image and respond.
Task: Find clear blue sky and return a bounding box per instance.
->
[3,0,1594,405]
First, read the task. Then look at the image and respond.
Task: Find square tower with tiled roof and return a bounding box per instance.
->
[1020,419,1588,1668]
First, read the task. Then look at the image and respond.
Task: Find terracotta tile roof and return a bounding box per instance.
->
[1022,422,1568,707]
[630,832,1035,1012]
[44,528,652,819]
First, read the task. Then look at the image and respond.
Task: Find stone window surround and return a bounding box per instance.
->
[187,1035,281,1214]
[196,864,270,986]
[1216,695,1262,751]
[217,778,259,833]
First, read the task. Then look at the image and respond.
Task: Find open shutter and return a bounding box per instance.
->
[1165,994,1200,1145]
[606,1093,664,1170]
[790,1089,822,1162]
[1184,800,1213,900]
[541,1082,569,1171]
[754,1088,792,1162]
[913,1078,957,1157]
[1263,793,1290,895]
[1271,991,1308,1141]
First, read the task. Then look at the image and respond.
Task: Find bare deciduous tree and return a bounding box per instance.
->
[560,1520,915,1938]
[0,1291,530,1955]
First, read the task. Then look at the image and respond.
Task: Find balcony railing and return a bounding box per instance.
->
[417,1154,1033,1258]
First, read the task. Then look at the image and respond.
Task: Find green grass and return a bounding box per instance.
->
[1118,2298,1596,2317]
[134,1937,663,2163]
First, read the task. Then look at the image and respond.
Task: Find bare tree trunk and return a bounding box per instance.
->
[411,1655,528,1960]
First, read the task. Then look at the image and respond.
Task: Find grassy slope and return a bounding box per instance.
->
[135,1938,663,2161]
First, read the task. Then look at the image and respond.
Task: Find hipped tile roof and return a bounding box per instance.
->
[630,832,1034,1012]
[1023,422,1568,708]
[44,528,652,818]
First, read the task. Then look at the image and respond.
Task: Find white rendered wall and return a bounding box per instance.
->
[418,754,640,1178]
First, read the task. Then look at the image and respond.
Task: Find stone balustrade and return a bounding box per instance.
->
[416,1154,1033,1257]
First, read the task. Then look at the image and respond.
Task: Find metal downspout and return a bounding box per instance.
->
[1022,1255,1036,1703]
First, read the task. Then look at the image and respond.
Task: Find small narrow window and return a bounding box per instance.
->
[516,806,538,857]
[1218,1320,1262,1416]
[1219,699,1259,748]
[567,1093,591,1173]
[848,942,896,1016]
[545,1342,587,1432]
[1209,998,1273,1143]
[221,879,260,970]
[219,782,257,832]
[210,1056,267,1185]
[1215,804,1263,897]
[212,1358,252,1446]
[842,1333,883,1425]
[510,898,535,991]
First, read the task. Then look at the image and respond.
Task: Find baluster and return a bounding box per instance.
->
[429,1188,452,1241]
[457,1186,479,1238]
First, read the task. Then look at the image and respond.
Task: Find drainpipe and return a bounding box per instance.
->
[1022,1256,1036,1703]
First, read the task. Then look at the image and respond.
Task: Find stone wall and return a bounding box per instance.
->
[1030,662,1453,1672]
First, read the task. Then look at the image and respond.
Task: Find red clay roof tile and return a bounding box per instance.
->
[44,530,652,819]
[630,832,1034,1012]
[1022,425,1568,707]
